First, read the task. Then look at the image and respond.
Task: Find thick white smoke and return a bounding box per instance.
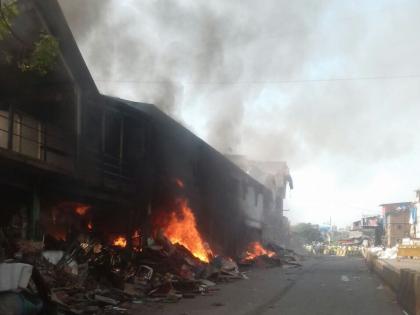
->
[58,0,420,225]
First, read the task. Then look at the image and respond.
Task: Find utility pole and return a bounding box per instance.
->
[329,216,332,245]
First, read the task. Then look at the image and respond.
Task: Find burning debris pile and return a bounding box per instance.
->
[155,198,213,263]
[0,195,300,314]
[0,239,244,314]
[39,234,244,313]
[0,200,246,314]
[239,242,302,268]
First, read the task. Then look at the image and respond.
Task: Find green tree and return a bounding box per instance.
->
[0,0,18,40]
[0,0,59,75]
[291,223,323,244]
[18,33,59,75]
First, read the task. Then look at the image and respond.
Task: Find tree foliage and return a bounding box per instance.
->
[0,0,18,40]
[0,0,59,75]
[291,223,323,244]
[18,33,59,75]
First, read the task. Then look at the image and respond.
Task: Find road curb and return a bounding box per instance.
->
[365,252,420,315]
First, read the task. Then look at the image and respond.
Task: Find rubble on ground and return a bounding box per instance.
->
[239,242,302,268]
[0,229,300,314]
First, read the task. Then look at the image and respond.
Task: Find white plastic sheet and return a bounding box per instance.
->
[42,250,64,265]
[0,263,33,292]
[368,246,398,259]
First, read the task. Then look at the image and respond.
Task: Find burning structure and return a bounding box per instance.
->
[0,0,297,312]
[226,155,293,246]
[0,0,289,262]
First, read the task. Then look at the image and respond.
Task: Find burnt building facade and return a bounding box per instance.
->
[226,156,293,246]
[0,0,281,258]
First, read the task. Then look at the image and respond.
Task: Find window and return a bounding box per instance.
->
[104,111,122,159]
[242,182,247,200]
[0,109,44,159]
[0,110,8,148]
[102,110,147,178]
[13,112,44,159]
[123,116,146,163]
[85,107,102,153]
[255,191,259,207]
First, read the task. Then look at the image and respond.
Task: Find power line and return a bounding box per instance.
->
[93,73,420,85]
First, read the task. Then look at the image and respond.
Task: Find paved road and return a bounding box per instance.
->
[132,256,403,315]
[256,256,402,315]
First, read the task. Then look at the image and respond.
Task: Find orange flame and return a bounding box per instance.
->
[87,221,93,231]
[245,242,276,260]
[162,199,212,262]
[75,204,90,216]
[113,236,127,248]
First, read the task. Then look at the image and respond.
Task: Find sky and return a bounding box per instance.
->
[59,0,420,227]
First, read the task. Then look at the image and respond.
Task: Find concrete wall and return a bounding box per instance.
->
[366,253,420,315]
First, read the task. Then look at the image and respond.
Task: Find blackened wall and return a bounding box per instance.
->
[0,0,276,255]
[113,98,273,257]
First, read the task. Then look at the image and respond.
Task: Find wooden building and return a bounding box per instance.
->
[0,0,278,257]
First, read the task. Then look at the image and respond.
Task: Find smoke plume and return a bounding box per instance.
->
[58,0,420,167]
[57,0,420,225]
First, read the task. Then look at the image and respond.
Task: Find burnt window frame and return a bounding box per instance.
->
[101,107,148,179]
[101,108,125,178]
[102,109,124,160]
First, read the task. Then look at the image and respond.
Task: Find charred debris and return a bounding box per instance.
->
[0,0,296,314]
[1,208,300,314]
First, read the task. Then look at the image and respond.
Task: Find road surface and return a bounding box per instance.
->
[132,256,403,315]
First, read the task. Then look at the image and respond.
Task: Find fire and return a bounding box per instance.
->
[87,221,93,231]
[162,199,212,262]
[245,242,276,260]
[75,204,90,216]
[113,236,127,248]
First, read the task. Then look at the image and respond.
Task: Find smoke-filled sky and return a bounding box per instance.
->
[58,0,420,227]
